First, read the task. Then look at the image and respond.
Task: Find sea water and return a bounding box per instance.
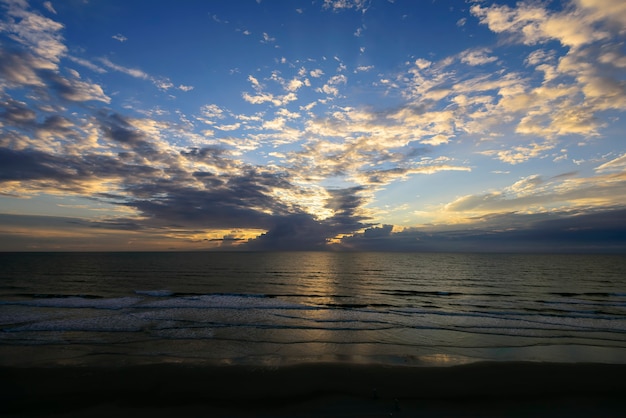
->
[0,252,624,367]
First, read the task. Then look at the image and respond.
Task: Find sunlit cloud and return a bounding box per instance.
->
[0,0,624,251]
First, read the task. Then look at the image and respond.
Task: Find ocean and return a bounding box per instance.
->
[1,252,625,367]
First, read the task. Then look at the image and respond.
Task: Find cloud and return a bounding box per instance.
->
[286,77,305,91]
[67,55,107,74]
[443,168,626,215]
[43,1,56,14]
[112,33,127,42]
[338,208,626,253]
[0,48,48,87]
[355,65,374,72]
[0,47,108,105]
[470,2,608,49]
[261,32,276,44]
[459,48,498,66]
[242,91,297,106]
[48,71,110,103]
[1,0,625,252]
[479,142,555,165]
[0,0,67,64]
[99,57,149,80]
[575,0,626,30]
[317,74,347,97]
[244,186,371,250]
[210,14,229,24]
[98,57,180,91]
[323,0,370,13]
[595,154,626,173]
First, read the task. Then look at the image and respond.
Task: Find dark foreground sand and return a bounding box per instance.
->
[2,362,625,417]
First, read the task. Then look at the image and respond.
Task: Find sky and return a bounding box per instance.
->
[0,0,625,252]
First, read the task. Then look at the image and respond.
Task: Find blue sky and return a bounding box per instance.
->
[1,0,625,252]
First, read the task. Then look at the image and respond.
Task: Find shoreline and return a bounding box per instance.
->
[2,361,625,416]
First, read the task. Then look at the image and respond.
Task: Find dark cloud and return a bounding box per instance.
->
[242,187,372,250]
[128,187,278,230]
[0,98,37,126]
[244,214,328,251]
[0,46,108,103]
[338,209,626,253]
[98,112,152,149]
[0,47,45,88]
[363,224,393,238]
[0,147,72,181]
[323,187,371,230]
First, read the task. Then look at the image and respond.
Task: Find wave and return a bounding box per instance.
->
[16,293,103,299]
[2,291,624,352]
[381,290,464,297]
[549,292,626,298]
[2,296,141,310]
[134,289,174,297]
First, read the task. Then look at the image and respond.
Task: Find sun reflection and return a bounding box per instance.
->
[419,353,476,367]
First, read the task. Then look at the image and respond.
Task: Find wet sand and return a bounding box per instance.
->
[2,361,625,417]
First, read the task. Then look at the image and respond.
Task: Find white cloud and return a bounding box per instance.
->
[414,58,431,70]
[323,0,370,13]
[154,78,174,91]
[242,91,297,106]
[210,14,228,24]
[262,117,285,130]
[276,108,300,119]
[248,75,262,89]
[43,1,56,14]
[460,48,498,66]
[355,65,374,72]
[200,104,225,119]
[261,32,276,43]
[317,74,347,97]
[112,33,127,42]
[595,154,626,173]
[1,0,67,64]
[68,56,107,74]
[421,134,451,146]
[310,69,324,78]
[470,2,609,49]
[98,57,177,91]
[479,142,555,165]
[216,123,241,131]
[286,77,304,92]
[443,169,626,216]
[99,57,149,79]
[575,0,626,28]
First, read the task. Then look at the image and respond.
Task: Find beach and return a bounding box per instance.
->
[2,361,625,417]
